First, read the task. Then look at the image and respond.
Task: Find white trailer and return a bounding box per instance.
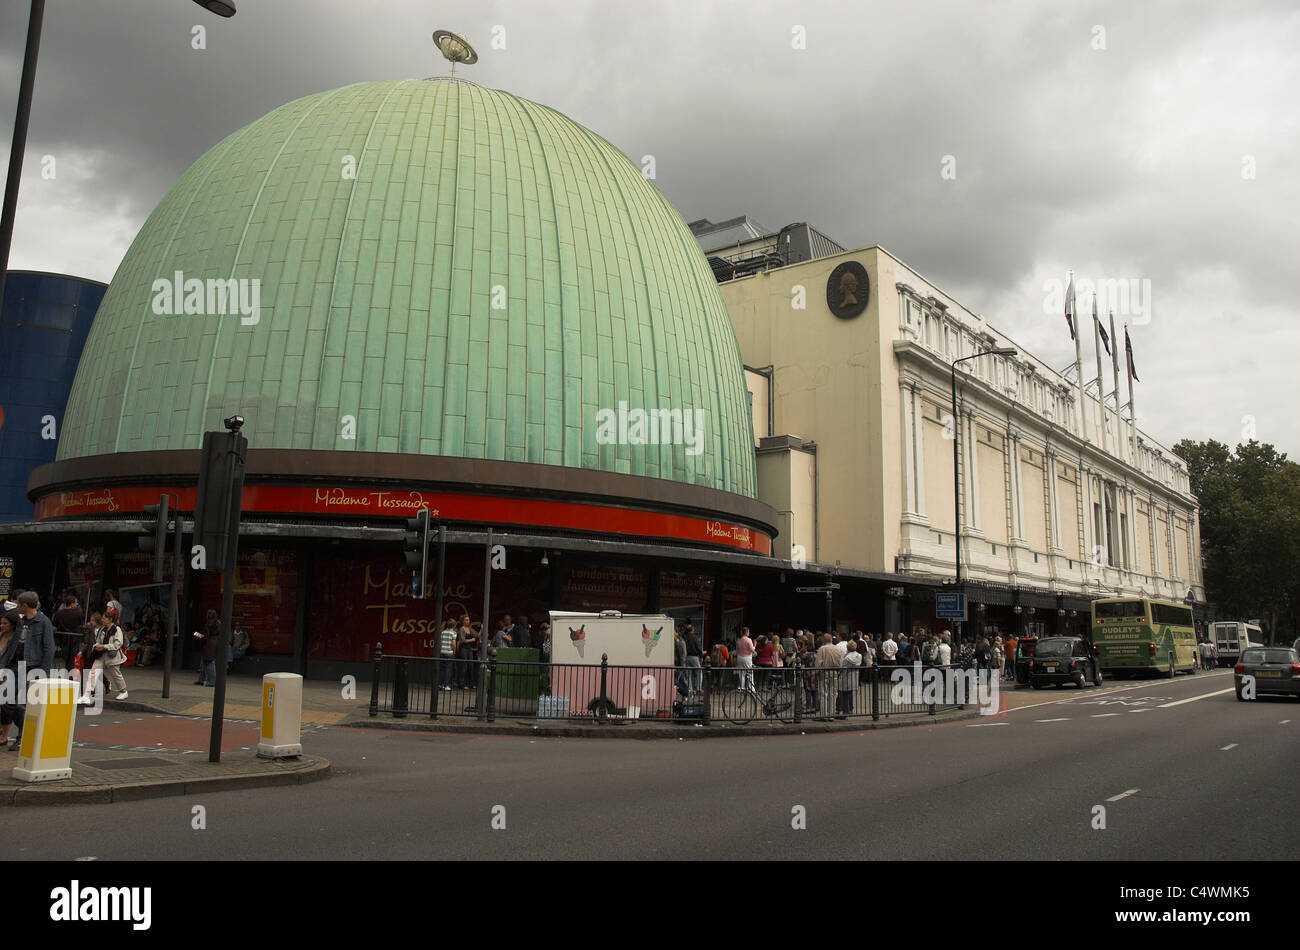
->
[1212,621,1263,666]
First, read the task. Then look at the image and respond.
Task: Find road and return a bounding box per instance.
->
[2,669,1296,860]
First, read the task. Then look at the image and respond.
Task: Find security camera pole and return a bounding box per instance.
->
[193,415,248,763]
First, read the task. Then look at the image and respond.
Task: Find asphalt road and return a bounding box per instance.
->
[3,669,1296,860]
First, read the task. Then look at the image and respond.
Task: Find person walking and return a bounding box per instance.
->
[815,634,842,720]
[82,604,128,703]
[674,629,689,696]
[511,614,531,650]
[0,612,17,748]
[683,622,703,697]
[2,592,56,750]
[437,615,458,691]
[837,640,863,718]
[456,615,478,689]
[799,636,819,714]
[880,632,898,665]
[754,634,775,688]
[194,609,220,687]
[734,627,756,692]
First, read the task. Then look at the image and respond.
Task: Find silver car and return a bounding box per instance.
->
[1235,647,1300,701]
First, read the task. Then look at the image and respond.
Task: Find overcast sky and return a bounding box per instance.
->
[2,0,1295,457]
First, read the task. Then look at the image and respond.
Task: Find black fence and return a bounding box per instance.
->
[368,645,992,724]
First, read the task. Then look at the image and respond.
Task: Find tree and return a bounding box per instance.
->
[1174,438,1300,642]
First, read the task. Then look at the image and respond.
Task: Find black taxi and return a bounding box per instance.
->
[1028,636,1102,689]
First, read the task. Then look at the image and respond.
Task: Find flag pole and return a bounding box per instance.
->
[1109,310,1122,459]
[1069,272,1086,441]
[1125,321,1136,461]
[1092,293,1106,452]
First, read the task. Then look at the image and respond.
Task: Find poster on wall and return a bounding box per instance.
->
[307,548,551,663]
[118,584,170,633]
[0,556,14,600]
[548,611,677,717]
[67,547,104,607]
[559,563,647,613]
[197,548,298,655]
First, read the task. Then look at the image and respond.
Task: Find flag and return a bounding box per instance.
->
[1108,312,1120,375]
[1064,273,1076,341]
[1096,309,1110,355]
[1125,327,1139,382]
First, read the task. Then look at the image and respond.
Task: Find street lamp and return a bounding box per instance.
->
[1,0,238,310]
[950,347,1017,647]
[192,0,237,15]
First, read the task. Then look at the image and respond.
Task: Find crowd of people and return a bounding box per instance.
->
[435,612,552,691]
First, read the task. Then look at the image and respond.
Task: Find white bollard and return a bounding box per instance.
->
[13,678,79,782]
[256,673,302,758]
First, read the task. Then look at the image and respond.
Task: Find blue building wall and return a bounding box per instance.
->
[0,271,107,523]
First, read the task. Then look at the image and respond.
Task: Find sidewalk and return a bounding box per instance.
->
[91,663,367,723]
[0,664,336,806]
[0,748,330,806]
[95,665,983,736]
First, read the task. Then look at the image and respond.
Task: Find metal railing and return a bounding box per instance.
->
[366,645,979,724]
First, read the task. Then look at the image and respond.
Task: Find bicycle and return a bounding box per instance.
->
[723,676,796,724]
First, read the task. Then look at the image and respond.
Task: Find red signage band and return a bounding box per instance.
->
[33,484,773,555]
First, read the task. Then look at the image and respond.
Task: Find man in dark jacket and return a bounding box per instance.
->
[510,615,531,650]
[52,593,85,671]
[2,592,56,750]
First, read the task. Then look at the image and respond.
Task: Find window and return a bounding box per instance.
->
[1104,488,1116,567]
[1150,602,1193,627]
[1095,600,1146,620]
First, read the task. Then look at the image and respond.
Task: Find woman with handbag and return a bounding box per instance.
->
[81,604,128,703]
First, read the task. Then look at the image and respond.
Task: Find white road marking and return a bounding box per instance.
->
[1282,720,1292,725]
[1036,718,1070,722]
[1159,688,1234,707]
[1006,673,1229,714]
[1106,788,1141,802]
[1130,709,1151,713]
[1220,743,1238,750]
[1092,713,1122,718]
[966,722,1008,727]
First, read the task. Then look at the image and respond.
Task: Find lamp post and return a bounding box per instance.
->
[951,347,1017,649]
[1,1,237,309]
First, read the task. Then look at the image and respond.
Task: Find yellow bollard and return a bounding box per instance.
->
[13,678,78,782]
[256,673,302,758]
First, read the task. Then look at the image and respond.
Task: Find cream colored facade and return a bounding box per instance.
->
[722,245,1206,604]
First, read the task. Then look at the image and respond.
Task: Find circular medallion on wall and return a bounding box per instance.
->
[826,260,870,319]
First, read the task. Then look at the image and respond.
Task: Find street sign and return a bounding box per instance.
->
[936,592,967,620]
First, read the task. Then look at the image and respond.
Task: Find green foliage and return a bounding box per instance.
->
[1174,438,1300,641]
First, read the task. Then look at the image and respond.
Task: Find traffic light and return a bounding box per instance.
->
[139,494,170,584]
[404,508,431,598]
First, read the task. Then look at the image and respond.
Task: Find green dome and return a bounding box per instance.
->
[59,79,757,497]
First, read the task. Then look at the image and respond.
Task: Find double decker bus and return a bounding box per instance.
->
[1211,621,1263,666]
[1090,597,1199,678]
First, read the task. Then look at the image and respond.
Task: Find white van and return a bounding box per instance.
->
[1212,621,1263,666]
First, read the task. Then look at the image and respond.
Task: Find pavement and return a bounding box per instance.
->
[1,662,993,804]
[0,664,335,806]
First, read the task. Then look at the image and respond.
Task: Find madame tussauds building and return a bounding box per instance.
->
[11,75,799,677]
